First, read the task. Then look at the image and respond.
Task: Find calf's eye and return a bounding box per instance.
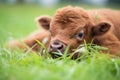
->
[78,33,83,38]
[76,31,84,40]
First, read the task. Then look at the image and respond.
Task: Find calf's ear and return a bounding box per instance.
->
[92,21,111,36]
[36,16,52,30]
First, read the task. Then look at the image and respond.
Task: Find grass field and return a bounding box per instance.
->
[0,4,120,80]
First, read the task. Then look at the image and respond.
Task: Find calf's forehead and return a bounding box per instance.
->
[50,7,89,30]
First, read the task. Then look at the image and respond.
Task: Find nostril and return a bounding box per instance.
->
[50,45,53,48]
[57,44,63,50]
[50,43,64,51]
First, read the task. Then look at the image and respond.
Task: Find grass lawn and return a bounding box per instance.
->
[0,4,120,80]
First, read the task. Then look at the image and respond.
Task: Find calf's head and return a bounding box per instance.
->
[37,6,111,58]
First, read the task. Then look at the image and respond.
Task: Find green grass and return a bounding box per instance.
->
[0,4,120,80]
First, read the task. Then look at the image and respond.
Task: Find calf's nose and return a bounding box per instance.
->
[49,40,66,54]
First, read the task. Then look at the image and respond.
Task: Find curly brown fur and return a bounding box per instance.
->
[9,6,120,58]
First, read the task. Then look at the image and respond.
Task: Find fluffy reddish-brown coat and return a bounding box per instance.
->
[9,6,120,58]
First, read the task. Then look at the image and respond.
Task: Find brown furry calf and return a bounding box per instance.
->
[9,6,120,58]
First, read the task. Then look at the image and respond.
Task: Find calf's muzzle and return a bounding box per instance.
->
[48,40,67,58]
